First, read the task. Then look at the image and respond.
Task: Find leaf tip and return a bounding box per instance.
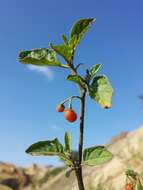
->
[25,147,30,154]
[18,50,26,62]
[25,144,35,155]
[49,42,53,48]
[91,18,96,23]
[104,105,112,109]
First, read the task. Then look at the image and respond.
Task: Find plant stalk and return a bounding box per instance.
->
[75,89,86,190]
[75,166,85,190]
[68,50,86,190]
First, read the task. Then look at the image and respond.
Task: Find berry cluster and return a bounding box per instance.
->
[56,104,77,123]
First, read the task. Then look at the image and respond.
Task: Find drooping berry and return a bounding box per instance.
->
[56,104,65,112]
[64,109,77,123]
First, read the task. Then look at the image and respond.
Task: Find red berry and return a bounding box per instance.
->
[124,183,133,190]
[56,104,65,112]
[64,109,77,123]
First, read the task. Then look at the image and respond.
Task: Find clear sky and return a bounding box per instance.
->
[0,0,143,167]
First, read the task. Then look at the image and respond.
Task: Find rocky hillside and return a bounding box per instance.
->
[0,162,65,190]
[1,126,143,190]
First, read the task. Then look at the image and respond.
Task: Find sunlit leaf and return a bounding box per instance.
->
[18,48,68,68]
[83,146,113,166]
[50,43,72,63]
[26,138,72,166]
[85,64,102,82]
[88,75,113,108]
[70,18,95,48]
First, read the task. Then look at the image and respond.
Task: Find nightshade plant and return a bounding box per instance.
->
[18,18,114,190]
[124,169,143,190]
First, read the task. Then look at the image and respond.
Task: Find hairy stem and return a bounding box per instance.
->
[75,89,86,190]
[68,50,86,190]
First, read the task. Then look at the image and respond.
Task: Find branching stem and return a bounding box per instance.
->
[60,96,81,105]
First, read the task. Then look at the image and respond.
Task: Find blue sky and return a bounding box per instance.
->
[0,0,143,166]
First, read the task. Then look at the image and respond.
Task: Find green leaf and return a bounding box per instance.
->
[89,64,102,77]
[83,146,113,166]
[88,75,113,109]
[65,168,74,178]
[18,48,68,68]
[50,43,72,63]
[125,169,138,179]
[26,138,72,166]
[64,132,72,152]
[135,180,143,190]
[70,18,95,49]
[62,34,69,45]
[67,74,87,88]
[85,64,102,82]
[26,138,64,156]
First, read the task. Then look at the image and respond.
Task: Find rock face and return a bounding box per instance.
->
[0,162,31,190]
[0,162,49,190]
[1,126,143,190]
